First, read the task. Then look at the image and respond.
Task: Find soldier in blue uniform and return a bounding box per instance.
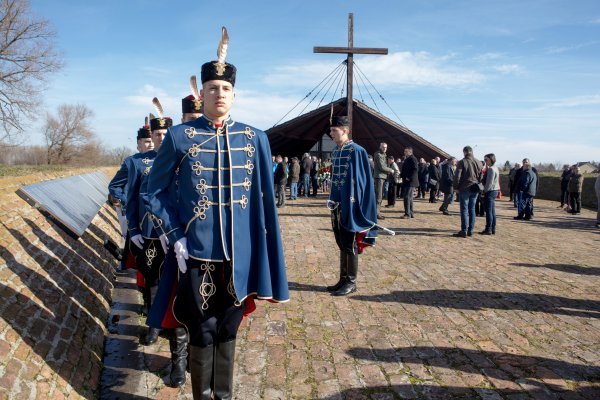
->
[125,106,173,345]
[326,116,378,296]
[146,83,204,388]
[108,122,154,270]
[146,27,289,399]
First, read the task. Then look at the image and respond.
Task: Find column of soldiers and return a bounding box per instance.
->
[108,27,289,399]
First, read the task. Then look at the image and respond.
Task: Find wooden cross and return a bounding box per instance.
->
[314,13,388,134]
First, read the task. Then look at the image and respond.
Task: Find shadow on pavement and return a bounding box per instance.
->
[510,262,600,276]
[352,289,600,318]
[338,346,599,398]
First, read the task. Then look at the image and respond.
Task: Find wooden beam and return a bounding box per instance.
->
[313,47,388,55]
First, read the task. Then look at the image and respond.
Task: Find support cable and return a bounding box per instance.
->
[317,63,346,109]
[297,62,345,117]
[354,64,380,113]
[272,61,345,127]
[354,62,407,127]
[330,65,346,104]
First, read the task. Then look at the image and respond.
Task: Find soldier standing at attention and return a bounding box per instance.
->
[326,116,377,296]
[108,121,154,272]
[146,27,289,399]
[146,79,204,388]
[125,102,173,345]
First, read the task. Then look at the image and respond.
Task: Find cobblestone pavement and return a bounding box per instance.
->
[103,195,600,399]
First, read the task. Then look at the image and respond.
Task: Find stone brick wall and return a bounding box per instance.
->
[0,168,120,399]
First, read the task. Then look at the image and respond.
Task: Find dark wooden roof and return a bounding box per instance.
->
[266,98,450,161]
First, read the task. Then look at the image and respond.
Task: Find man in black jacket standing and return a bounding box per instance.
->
[274,155,288,207]
[400,146,419,218]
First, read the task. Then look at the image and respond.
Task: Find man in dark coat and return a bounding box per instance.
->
[301,153,312,197]
[417,158,429,199]
[559,165,571,208]
[452,146,482,237]
[428,158,441,203]
[439,157,456,215]
[274,155,288,207]
[400,147,419,218]
[515,158,537,220]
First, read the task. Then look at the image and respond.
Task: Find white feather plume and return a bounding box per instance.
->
[190,76,200,100]
[217,26,229,64]
[152,97,164,119]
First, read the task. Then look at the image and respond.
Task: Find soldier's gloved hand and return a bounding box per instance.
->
[131,234,144,249]
[174,237,189,273]
[159,234,169,253]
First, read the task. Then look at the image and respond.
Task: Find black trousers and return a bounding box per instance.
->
[136,238,165,287]
[402,186,415,216]
[570,192,581,213]
[387,182,396,206]
[331,208,357,255]
[174,260,245,347]
[560,182,569,206]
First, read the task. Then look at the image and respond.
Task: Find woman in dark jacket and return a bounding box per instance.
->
[428,159,441,203]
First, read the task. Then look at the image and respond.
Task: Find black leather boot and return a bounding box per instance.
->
[168,328,188,387]
[141,286,160,345]
[326,251,346,292]
[332,253,357,296]
[190,345,213,400]
[213,340,236,400]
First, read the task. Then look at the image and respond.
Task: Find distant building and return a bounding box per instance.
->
[575,162,597,174]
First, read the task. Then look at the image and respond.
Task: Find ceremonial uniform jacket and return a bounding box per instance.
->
[146,115,289,303]
[109,157,133,205]
[329,140,377,233]
[125,150,159,238]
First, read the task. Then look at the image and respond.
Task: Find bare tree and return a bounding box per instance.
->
[44,104,94,164]
[0,0,63,143]
[107,145,133,165]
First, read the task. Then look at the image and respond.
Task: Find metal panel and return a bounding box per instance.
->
[17,171,110,238]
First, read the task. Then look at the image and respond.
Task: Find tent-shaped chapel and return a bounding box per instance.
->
[265,13,450,162]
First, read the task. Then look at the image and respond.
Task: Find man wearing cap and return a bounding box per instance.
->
[108,123,154,271]
[146,87,204,388]
[147,27,289,399]
[126,110,173,345]
[326,116,377,296]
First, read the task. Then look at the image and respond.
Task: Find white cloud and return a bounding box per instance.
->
[538,95,600,109]
[264,51,485,89]
[493,64,523,74]
[590,18,600,24]
[546,41,598,54]
[141,66,172,77]
[124,84,180,117]
[232,90,304,130]
[474,52,505,61]
[356,52,485,87]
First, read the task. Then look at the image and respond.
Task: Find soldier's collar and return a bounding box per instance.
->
[201,114,234,129]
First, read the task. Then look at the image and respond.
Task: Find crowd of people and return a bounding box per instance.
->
[273,142,600,234]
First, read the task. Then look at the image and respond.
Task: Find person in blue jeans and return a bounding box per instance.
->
[452,146,482,237]
[480,153,500,235]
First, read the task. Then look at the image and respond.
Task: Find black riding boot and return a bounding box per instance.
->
[326,251,347,292]
[141,286,160,345]
[213,340,236,400]
[140,285,150,316]
[190,345,213,400]
[332,253,357,296]
[168,328,188,387]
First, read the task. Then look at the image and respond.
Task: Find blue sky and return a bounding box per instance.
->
[29,0,600,165]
